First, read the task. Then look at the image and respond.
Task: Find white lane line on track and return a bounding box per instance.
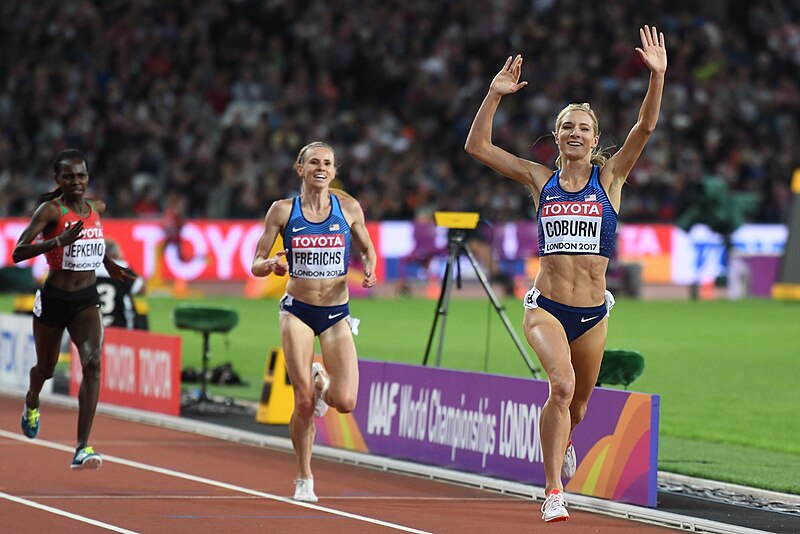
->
[0,491,138,534]
[0,430,432,534]
[13,494,513,502]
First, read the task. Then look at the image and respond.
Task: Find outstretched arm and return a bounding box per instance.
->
[604,25,667,187]
[464,55,550,192]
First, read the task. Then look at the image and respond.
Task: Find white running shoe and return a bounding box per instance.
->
[541,489,569,522]
[562,440,576,478]
[293,478,318,503]
[311,362,330,417]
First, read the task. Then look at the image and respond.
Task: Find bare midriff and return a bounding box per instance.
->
[45,270,97,292]
[533,255,608,307]
[286,276,349,306]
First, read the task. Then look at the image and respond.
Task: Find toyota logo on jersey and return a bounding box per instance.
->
[290,233,346,278]
[540,201,602,254]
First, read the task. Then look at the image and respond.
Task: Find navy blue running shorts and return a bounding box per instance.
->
[279,294,349,336]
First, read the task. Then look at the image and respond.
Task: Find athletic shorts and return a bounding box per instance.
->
[523,287,609,342]
[279,293,349,336]
[33,282,101,329]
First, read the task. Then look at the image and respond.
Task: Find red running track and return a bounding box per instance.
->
[0,395,675,533]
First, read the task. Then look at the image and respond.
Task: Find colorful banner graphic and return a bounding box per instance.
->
[617,224,673,283]
[0,218,786,286]
[315,360,659,507]
[0,313,52,394]
[69,327,182,415]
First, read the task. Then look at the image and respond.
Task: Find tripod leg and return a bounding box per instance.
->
[423,254,450,365]
[434,244,463,367]
[200,331,210,401]
[461,244,541,378]
[422,244,457,367]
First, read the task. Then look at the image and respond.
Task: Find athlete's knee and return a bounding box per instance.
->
[80,349,102,379]
[548,373,576,407]
[33,363,56,381]
[331,393,357,414]
[293,393,315,418]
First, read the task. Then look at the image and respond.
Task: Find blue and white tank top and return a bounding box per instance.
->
[284,194,351,278]
[537,165,617,258]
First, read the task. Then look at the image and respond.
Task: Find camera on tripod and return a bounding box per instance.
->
[423,212,540,377]
[433,211,480,230]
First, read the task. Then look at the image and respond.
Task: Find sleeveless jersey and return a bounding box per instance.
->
[43,198,106,271]
[537,165,617,258]
[284,194,351,279]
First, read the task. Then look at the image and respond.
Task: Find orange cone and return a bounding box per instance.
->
[245,275,266,298]
[425,279,440,299]
[149,243,167,290]
[514,275,528,299]
[699,280,715,300]
[173,277,189,298]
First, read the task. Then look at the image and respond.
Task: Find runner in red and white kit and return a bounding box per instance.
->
[251,141,377,503]
[13,149,136,470]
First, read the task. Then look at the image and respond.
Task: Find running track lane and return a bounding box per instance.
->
[0,396,674,533]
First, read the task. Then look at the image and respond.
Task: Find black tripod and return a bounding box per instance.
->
[422,230,540,378]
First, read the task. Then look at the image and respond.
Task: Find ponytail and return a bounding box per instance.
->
[37,187,62,205]
[329,187,355,202]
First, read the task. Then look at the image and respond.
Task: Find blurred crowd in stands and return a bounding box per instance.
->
[0,0,797,226]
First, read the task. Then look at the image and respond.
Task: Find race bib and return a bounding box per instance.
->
[540,201,602,254]
[63,224,106,271]
[290,234,347,278]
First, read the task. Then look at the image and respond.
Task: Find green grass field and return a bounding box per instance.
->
[3,293,798,494]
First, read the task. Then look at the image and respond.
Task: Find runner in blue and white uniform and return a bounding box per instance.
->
[465,26,667,523]
[251,141,377,504]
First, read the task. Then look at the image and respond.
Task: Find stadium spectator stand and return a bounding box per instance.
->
[0,1,796,231]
